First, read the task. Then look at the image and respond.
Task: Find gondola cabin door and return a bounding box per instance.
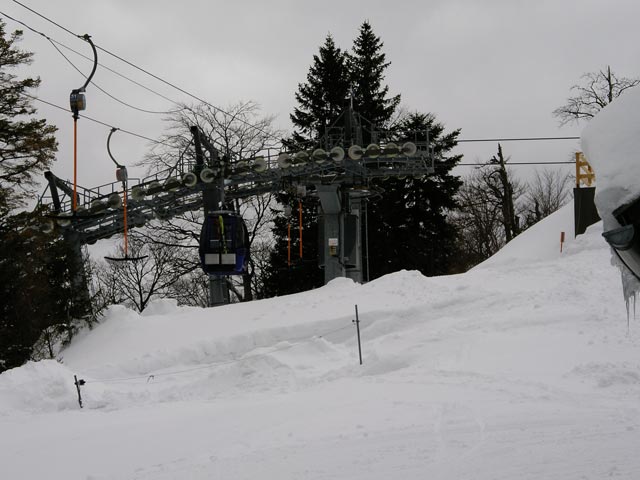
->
[199,212,249,275]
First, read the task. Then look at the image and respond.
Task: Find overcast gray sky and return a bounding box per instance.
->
[3,0,639,193]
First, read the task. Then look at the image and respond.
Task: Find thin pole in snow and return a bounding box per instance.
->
[74,375,85,408]
[353,304,363,365]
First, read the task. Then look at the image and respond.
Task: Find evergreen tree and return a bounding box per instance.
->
[265,22,461,295]
[0,211,91,371]
[260,194,323,297]
[365,113,462,279]
[290,34,350,148]
[0,20,57,216]
[0,20,89,372]
[263,34,351,296]
[349,21,401,138]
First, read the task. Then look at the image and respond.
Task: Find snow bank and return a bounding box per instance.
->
[474,201,576,269]
[0,360,79,414]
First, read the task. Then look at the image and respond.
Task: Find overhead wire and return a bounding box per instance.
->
[0,9,184,115]
[2,9,265,158]
[23,92,174,148]
[47,38,183,115]
[24,93,577,170]
[457,136,580,143]
[4,6,583,172]
[9,0,284,146]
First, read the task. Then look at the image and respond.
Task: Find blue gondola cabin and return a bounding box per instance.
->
[199,212,250,276]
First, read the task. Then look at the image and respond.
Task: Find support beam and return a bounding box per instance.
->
[345,196,363,283]
[317,185,345,284]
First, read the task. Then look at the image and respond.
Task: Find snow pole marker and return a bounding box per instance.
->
[560,231,565,253]
[352,304,363,365]
[298,199,303,259]
[287,221,291,266]
[74,375,85,408]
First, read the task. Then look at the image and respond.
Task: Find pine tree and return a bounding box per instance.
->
[0,21,89,372]
[0,20,57,216]
[365,113,462,279]
[265,23,462,295]
[263,35,351,296]
[290,34,350,148]
[349,21,401,138]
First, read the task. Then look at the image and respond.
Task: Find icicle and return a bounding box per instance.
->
[625,296,630,329]
[612,246,640,331]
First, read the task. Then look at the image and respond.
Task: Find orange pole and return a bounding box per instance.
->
[123,188,128,257]
[298,200,303,259]
[287,222,291,266]
[73,118,78,212]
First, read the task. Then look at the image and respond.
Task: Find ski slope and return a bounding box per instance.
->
[2,201,640,479]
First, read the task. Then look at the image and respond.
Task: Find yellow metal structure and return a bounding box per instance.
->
[575,152,595,187]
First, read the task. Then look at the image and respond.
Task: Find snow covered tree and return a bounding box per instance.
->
[553,66,640,125]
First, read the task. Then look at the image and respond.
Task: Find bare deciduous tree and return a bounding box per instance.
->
[553,66,640,125]
[136,101,282,302]
[454,174,505,266]
[454,145,526,269]
[523,168,573,226]
[483,144,525,242]
[95,237,186,312]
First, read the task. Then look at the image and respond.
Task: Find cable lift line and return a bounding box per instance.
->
[9,0,284,147]
[21,93,175,148]
[0,10,186,111]
[3,9,583,156]
[47,39,183,115]
[457,136,580,143]
[103,128,148,263]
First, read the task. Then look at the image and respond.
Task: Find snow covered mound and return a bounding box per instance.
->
[581,83,640,298]
[1,205,639,479]
[474,201,575,268]
[582,84,640,230]
[0,360,79,414]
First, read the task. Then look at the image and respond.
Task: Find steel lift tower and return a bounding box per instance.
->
[38,106,435,305]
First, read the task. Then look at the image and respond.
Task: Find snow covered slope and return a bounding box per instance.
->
[2,205,640,479]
